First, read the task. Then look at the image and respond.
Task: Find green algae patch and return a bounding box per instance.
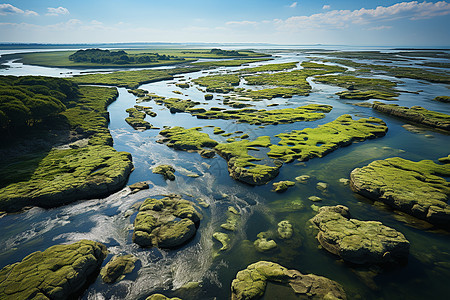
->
[146,294,182,300]
[0,145,133,212]
[434,96,450,103]
[310,205,410,265]
[215,136,282,185]
[231,261,347,300]
[253,232,277,252]
[268,115,388,163]
[192,58,272,67]
[277,220,293,239]
[125,107,154,130]
[350,157,450,229]
[100,254,138,283]
[220,206,241,231]
[314,74,399,100]
[192,74,240,93]
[242,87,310,100]
[158,126,218,151]
[194,104,332,125]
[336,90,398,101]
[133,195,202,248]
[272,181,295,193]
[0,240,107,299]
[213,232,231,251]
[372,102,450,131]
[152,164,176,181]
[71,67,199,89]
[154,96,200,113]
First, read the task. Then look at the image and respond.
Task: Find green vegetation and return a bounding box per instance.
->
[268,115,388,163]
[213,232,231,251]
[0,75,79,132]
[421,62,450,69]
[0,240,107,299]
[72,67,200,89]
[100,255,138,283]
[0,81,133,212]
[193,104,332,125]
[220,206,241,232]
[133,195,201,248]
[239,62,298,73]
[272,180,295,193]
[372,102,450,131]
[311,205,410,264]
[125,106,155,130]
[154,97,200,113]
[182,48,268,58]
[192,74,240,93]
[191,58,272,67]
[321,58,450,84]
[313,74,399,100]
[215,136,282,185]
[243,87,310,99]
[231,261,347,300]
[69,48,184,65]
[350,157,450,228]
[152,164,176,181]
[158,126,218,151]
[434,96,450,103]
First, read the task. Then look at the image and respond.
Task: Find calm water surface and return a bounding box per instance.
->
[0,49,449,300]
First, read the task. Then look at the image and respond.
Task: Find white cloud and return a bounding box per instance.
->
[91,20,103,25]
[46,7,69,16]
[368,25,393,30]
[276,1,450,30]
[323,5,331,10]
[226,20,258,26]
[0,4,38,16]
[290,2,297,8]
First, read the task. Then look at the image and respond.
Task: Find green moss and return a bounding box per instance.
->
[220,206,241,231]
[350,157,450,228]
[154,96,199,113]
[193,104,332,125]
[133,195,201,248]
[438,155,450,164]
[0,240,107,299]
[434,96,450,103]
[0,145,133,212]
[152,164,176,181]
[272,181,295,193]
[213,232,231,251]
[192,74,240,93]
[100,254,138,283]
[336,90,398,101]
[146,294,182,300]
[243,87,310,99]
[372,102,450,131]
[277,220,293,239]
[71,67,200,89]
[125,107,155,130]
[268,114,388,163]
[158,126,218,151]
[204,94,213,100]
[254,232,277,252]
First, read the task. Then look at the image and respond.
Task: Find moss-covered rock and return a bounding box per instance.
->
[272,181,295,193]
[434,96,450,103]
[372,102,450,131]
[0,240,107,299]
[152,165,176,181]
[100,254,138,283]
[158,126,218,151]
[215,136,282,185]
[154,97,199,113]
[254,232,277,252]
[220,206,241,231]
[438,154,450,164]
[277,220,293,239]
[336,90,398,101]
[0,145,133,213]
[204,94,213,100]
[146,294,182,300]
[310,205,410,264]
[133,195,202,248]
[231,261,346,300]
[350,157,450,228]
[129,181,150,193]
[213,232,231,251]
[268,114,388,163]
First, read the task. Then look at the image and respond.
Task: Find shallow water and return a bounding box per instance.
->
[0,49,449,300]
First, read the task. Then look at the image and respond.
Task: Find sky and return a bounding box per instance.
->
[0,0,449,46]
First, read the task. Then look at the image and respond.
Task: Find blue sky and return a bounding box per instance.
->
[0,1,449,46]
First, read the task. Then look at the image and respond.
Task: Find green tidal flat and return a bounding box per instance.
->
[0,47,450,300]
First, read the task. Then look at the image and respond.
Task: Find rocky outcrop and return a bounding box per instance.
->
[277,220,293,239]
[100,254,138,283]
[310,205,410,264]
[254,232,277,252]
[272,181,295,193]
[231,261,346,300]
[227,157,281,185]
[133,195,201,248]
[152,165,176,181]
[129,181,150,193]
[350,157,450,229]
[0,240,107,299]
[372,102,450,131]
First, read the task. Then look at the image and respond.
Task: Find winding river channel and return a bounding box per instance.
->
[0,48,449,299]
